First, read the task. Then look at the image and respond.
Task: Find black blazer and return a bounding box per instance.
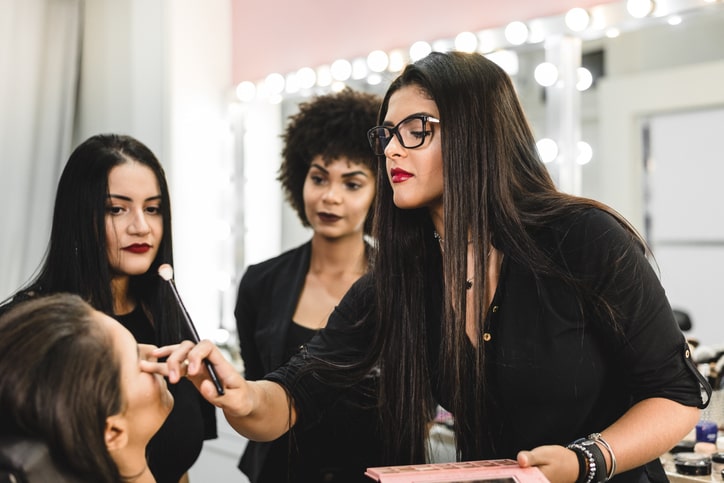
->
[235,242,311,382]
[234,241,382,483]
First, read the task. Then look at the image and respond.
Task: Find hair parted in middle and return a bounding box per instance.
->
[302,51,645,465]
[4,134,185,346]
[277,87,382,234]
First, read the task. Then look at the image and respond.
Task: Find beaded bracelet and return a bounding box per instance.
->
[588,433,617,481]
[573,438,608,483]
[567,442,596,483]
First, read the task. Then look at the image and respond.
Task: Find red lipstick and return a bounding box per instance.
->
[124,243,151,254]
[391,167,413,183]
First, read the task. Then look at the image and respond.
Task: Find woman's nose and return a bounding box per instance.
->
[321,184,342,204]
[129,210,151,234]
[383,133,405,158]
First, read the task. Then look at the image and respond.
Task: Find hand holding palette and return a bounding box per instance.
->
[365,459,549,482]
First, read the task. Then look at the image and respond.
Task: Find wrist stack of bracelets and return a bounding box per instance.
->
[567,433,617,483]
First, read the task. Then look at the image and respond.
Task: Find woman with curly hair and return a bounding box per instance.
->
[234,87,382,482]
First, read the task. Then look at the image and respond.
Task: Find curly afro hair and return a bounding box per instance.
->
[278,87,381,233]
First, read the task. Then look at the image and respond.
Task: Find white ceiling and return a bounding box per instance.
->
[230,0,619,83]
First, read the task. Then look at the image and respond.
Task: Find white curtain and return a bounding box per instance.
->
[0,0,82,300]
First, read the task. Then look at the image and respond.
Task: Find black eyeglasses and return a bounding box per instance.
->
[367,115,440,156]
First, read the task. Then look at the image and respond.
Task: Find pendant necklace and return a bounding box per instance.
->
[433,231,490,290]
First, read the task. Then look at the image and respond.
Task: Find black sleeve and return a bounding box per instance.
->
[200,392,218,440]
[235,266,265,381]
[570,209,709,408]
[264,273,376,429]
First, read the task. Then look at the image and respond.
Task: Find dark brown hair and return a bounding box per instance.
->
[0,294,124,482]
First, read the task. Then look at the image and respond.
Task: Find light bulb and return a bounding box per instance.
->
[330,59,352,81]
[576,67,593,91]
[284,73,299,94]
[627,0,655,19]
[264,73,285,95]
[367,50,389,73]
[576,141,593,165]
[504,21,529,46]
[410,41,432,61]
[565,8,591,32]
[296,67,316,89]
[316,65,332,87]
[235,81,256,102]
[352,58,368,80]
[534,62,559,87]
[455,31,478,53]
[537,138,559,163]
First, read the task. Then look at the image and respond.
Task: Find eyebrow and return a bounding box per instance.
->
[382,112,433,127]
[107,194,162,202]
[309,163,370,179]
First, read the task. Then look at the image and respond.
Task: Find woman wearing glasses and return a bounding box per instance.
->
[235,87,382,483]
[151,52,709,483]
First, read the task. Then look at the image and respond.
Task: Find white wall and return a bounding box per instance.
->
[74,0,165,155]
[647,108,724,345]
[75,0,236,338]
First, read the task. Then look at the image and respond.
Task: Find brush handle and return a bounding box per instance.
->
[166,279,225,396]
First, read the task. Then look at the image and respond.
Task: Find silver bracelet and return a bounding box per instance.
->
[567,442,597,483]
[588,432,617,481]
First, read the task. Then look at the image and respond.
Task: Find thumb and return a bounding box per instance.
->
[517,450,534,467]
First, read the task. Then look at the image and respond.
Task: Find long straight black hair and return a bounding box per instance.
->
[366,51,644,463]
[292,51,645,464]
[2,134,184,345]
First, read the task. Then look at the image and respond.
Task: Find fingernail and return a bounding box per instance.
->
[169,369,177,381]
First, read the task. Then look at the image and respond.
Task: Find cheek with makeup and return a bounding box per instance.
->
[383,86,444,214]
[104,162,164,277]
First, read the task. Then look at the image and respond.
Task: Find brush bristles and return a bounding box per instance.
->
[158,263,174,281]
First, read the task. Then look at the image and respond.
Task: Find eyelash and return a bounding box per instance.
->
[309,175,364,191]
[106,205,163,215]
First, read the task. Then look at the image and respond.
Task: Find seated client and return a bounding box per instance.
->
[0,293,174,482]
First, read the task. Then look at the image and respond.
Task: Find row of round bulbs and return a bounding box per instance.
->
[537,139,593,165]
[235,0,705,103]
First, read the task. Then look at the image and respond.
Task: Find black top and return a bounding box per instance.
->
[267,209,709,483]
[235,242,383,483]
[116,306,217,483]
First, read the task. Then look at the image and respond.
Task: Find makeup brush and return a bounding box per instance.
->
[158,263,225,395]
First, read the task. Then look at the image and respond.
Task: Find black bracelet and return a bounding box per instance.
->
[573,438,608,483]
[588,433,616,480]
[567,442,596,483]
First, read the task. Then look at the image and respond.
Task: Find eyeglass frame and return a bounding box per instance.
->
[367,114,440,156]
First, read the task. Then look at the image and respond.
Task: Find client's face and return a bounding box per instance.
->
[98,311,174,444]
